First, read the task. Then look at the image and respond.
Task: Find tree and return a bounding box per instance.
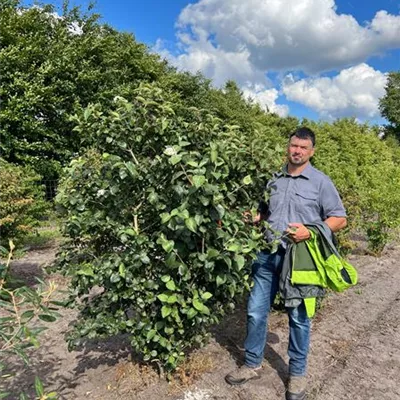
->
[0,0,166,179]
[379,71,400,141]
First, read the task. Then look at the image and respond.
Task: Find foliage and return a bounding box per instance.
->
[55,84,284,372]
[379,71,400,141]
[0,241,59,399]
[310,119,400,254]
[0,159,48,245]
[0,0,166,179]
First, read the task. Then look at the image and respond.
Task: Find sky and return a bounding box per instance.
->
[26,0,400,124]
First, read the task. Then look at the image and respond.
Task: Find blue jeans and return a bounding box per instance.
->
[244,249,311,376]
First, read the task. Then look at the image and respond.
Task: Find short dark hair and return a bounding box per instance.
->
[289,127,316,147]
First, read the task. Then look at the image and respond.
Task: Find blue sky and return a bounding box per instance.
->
[26,0,400,124]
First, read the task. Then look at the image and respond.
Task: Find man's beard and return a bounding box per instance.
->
[289,155,306,165]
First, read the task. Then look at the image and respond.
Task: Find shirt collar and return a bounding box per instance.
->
[278,163,313,179]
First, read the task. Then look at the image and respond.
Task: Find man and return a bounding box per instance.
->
[225,127,347,400]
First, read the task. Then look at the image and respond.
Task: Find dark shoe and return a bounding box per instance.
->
[286,375,307,400]
[225,365,262,386]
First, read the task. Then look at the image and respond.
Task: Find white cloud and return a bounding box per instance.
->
[282,63,388,120]
[175,0,400,74]
[155,38,267,88]
[242,85,289,117]
[155,0,399,121]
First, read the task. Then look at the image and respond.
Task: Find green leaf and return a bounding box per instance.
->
[163,240,174,253]
[192,175,206,188]
[193,299,210,315]
[200,304,210,315]
[83,107,92,121]
[38,314,57,322]
[201,292,213,300]
[34,376,44,396]
[141,254,150,264]
[161,118,169,132]
[235,255,246,270]
[167,295,178,304]
[20,310,35,320]
[77,266,94,277]
[125,161,137,177]
[157,235,175,253]
[216,275,226,287]
[193,298,204,312]
[207,248,220,258]
[161,305,172,318]
[187,307,197,319]
[166,280,176,291]
[160,213,171,223]
[178,264,190,279]
[243,175,253,185]
[157,293,169,302]
[170,154,182,165]
[215,204,225,219]
[148,191,158,204]
[227,243,241,252]
[165,253,178,268]
[161,275,171,283]
[118,263,126,278]
[147,329,157,341]
[186,160,198,167]
[185,217,197,233]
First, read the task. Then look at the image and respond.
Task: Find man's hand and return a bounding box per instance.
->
[285,223,310,243]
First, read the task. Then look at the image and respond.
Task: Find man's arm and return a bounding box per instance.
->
[286,216,347,242]
[324,216,347,232]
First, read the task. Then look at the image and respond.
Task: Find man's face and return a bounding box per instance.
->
[287,136,315,166]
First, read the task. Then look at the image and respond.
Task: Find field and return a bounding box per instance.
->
[2,239,400,400]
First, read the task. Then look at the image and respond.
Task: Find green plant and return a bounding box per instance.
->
[311,119,400,254]
[365,221,390,256]
[55,84,283,372]
[0,241,60,399]
[0,159,48,245]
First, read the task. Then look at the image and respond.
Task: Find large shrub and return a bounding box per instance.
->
[0,159,47,244]
[311,119,400,254]
[55,84,284,371]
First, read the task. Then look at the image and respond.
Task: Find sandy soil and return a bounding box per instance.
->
[2,241,400,400]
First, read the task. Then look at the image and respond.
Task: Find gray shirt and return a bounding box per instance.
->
[262,163,346,245]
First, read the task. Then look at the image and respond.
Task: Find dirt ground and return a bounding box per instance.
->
[2,240,400,400]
